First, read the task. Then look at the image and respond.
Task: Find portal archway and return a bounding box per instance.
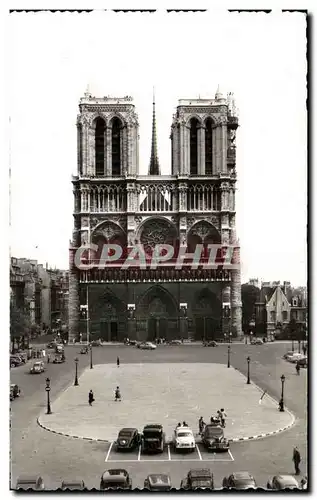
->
[90,289,126,342]
[192,288,221,341]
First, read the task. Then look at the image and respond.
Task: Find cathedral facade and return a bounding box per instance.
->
[68,88,242,343]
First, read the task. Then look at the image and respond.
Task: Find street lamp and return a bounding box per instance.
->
[247,356,251,384]
[45,377,52,414]
[280,374,285,412]
[90,343,93,369]
[227,345,231,368]
[229,332,232,344]
[74,357,79,386]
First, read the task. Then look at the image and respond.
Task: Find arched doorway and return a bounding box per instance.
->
[192,289,221,341]
[136,286,178,341]
[90,290,126,342]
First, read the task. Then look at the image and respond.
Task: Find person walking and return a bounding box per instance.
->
[219,408,227,428]
[296,362,300,375]
[293,446,301,475]
[117,356,120,367]
[47,353,50,364]
[198,417,205,435]
[88,390,94,406]
[115,386,121,402]
[302,345,307,356]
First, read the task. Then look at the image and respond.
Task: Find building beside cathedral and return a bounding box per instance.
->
[68,87,242,343]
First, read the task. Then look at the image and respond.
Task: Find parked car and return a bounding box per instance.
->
[144,474,172,491]
[251,338,263,345]
[55,344,64,354]
[91,339,101,346]
[267,475,299,490]
[47,341,57,349]
[30,361,45,374]
[203,340,218,347]
[100,469,132,490]
[288,353,305,363]
[53,354,65,364]
[116,428,140,451]
[16,475,45,490]
[10,384,21,401]
[180,469,214,490]
[297,356,307,367]
[169,339,182,345]
[173,426,196,452]
[142,424,165,453]
[138,341,157,350]
[283,351,294,360]
[201,424,230,452]
[61,480,86,490]
[222,472,257,489]
[10,355,23,368]
[80,346,88,354]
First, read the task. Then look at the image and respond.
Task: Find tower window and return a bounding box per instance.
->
[190,118,199,175]
[205,118,213,175]
[78,124,83,175]
[95,118,105,176]
[112,118,121,176]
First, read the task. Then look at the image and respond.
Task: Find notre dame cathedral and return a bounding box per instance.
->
[68,87,242,343]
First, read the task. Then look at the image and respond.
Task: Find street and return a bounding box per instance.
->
[10,342,307,489]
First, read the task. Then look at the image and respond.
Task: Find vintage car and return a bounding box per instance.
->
[201,424,230,452]
[142,424,165,453]
[30,361,45,374]
[173,426,196,452]
[168,339,182,345]
[203,340,218,347]
[222,472,257,489]
[61,480,86,490]
[138,341,157,350]
[16,475,45,490]
[251,338,263,345]
[180,469,214,490]
[116,428,140,451]
[91,339,101,346]
[47,341,57,349]
[267,475,299,490]
[53,354,65,364]
[288,353,305,364]
[80,346,88,354]
[100,469,132,490]
[10,384,21,401]
[10,355,24,368]
[55,344,65,354]
[144,474,172,491]
[283,351,294,360]
[297,356,307,367]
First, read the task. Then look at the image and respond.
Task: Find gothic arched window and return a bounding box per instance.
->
[205,118,213,175]
[112,118,121,176]
[95,118,105,176]
[190,118,199,175]
[78,124,83,175]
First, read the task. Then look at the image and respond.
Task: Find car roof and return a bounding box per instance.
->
[232,472,253,479]
[119,427,137,433]
[17,475,42,483]
[147,474,171,484]
[102,469,128,477]
[144,424,162,429]
[275,475,299,485]
[189,469,212,477]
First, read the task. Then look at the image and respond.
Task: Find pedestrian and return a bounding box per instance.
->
[115,386,121,402]
[296,362,300,375]
[88,390,94,406]
[293,446,301,475]
[302,345,307,356]
[182,421,188,427]
[176,422,181,429]
[117,356,120,367]
[278,398,284,412]
[198,416,205,434]
[47,353,50,364]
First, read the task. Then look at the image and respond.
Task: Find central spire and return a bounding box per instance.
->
[148,88,160,175]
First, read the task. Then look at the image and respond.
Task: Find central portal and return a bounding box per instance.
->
[147,317,168,341]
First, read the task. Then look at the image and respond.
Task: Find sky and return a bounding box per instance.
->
[8,10,307,286]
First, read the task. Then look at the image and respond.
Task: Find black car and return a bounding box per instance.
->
[100,469,132,490]
[203,340,218,347]
[142,424,165,453]
[16,476,45,490]
[222,472,257,490]
[61,480,86,490]
[180,469,214,490]
[10,356,23,368]
[267,475,299,490]
[201,424,229,452]
[116,428,140,451]
[144,474,172,491]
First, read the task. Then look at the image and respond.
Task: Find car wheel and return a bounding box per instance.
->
[10,363,15,368]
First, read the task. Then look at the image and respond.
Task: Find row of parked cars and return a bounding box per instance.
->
[15,471,305,491]
[283,351,307,367]
[115,422,229,453]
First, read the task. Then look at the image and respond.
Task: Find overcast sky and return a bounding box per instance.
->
[8,10,307,286]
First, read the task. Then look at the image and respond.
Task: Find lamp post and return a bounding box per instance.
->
[227,345,231,368]
[280,374,285,412]
[291,337,295,351]
[90,343,93,369]
[45,377,52,414]
[229,332,232,344]
[74,357,79,386]
[247,356,251,384]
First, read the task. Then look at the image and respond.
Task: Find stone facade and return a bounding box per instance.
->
[69,88,242,342]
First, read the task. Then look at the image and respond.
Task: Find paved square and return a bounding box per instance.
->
[39,363,293,442]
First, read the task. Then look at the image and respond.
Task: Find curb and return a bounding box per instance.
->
[36,417,110,443]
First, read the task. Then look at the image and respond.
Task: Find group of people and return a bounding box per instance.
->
[198,409,227,434]
[88,386,122,406]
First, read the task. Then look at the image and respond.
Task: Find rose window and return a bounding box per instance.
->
[140,220,175,256]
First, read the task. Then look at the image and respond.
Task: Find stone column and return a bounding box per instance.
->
[230,244,242,337]
[87,127,95,176]
[179,124,185,175]
[68,227,80,343]
[82,122,89,176]
[198,126,205,175]
[221,122,227,173]
[106,127,112,176]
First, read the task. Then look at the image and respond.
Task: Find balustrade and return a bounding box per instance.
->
[138,184,175,212]
[80,185,126,213]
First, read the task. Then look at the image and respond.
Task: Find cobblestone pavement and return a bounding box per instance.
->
[10,342,307,490]
[38,363,294,442]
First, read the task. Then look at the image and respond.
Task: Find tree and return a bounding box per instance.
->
[241,284,260,332]
[10,300,31,341]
